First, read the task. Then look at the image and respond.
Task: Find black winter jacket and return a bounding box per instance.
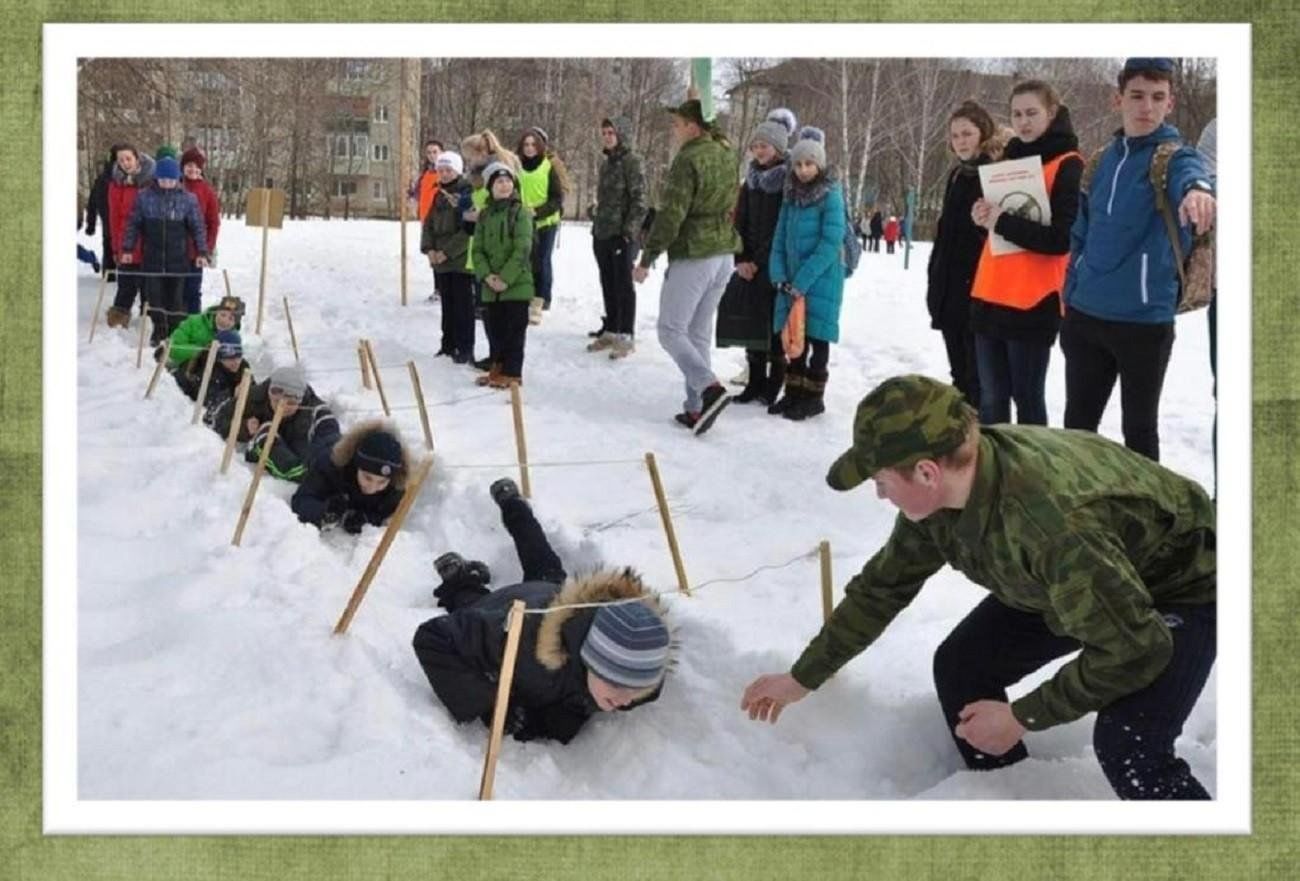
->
[412,570,665,744]
[927,156,990,331]
[212,378,340,482]
[290,421,408,528]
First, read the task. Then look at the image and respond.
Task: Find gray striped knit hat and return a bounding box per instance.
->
[580,602,670,689]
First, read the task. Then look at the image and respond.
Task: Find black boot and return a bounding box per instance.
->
[785,368,827,421]
[768,364,804,415]
[765,356,787,407]
[588,317,608,338]
[734,352,768,404]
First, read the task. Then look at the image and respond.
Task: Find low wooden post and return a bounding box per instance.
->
[220,370,253,474]
[231,399,287,547]
[509,383,531,499]
[408,360,435,450]
[358,342,373,389]
[283,296,301,363]
[222,268,233,299]
[191,341,221,424]
[143,340,172,399]
[363,339,390,417]
[478,599,527,801]
[819,540,834,623]
[645,452,690,596]
[333,457,435,635]
[88,269,108,343]
[135,312,150,368]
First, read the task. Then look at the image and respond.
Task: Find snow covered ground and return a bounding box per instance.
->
[73,217,1217,803]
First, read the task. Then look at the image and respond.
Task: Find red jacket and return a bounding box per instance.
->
[184,177,221,261]
[883,218,901,243]
[108,182,145,264]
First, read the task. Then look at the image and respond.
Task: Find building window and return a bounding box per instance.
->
[372,144,390,161]
[352,134,368,159]
[372,180,385,200]
[146,94,162,114]
[331,135,348,158]
[374,104,389,123]
[344,60,370,82]
[334,180,358,197]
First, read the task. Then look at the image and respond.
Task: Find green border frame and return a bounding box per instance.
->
[6,5,1296,878]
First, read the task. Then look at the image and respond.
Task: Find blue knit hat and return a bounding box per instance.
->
[354,429,403,477]
[580,601,670,689]
[215,329,242,360]
[155,157,181,181]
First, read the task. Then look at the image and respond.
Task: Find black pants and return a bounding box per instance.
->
[789,337,829,374]
[1208,295,1217,488]
[940,326,981,409]
[593,235,637,336]
[869,235,881,253]
[112,272,143,313]
[484,299,530,378]
[1060,306,1175,461]
[438,272,476,362]
[144,275,185,344]
[885,240,896,254]
[933,595,1215,800]
[501,496,567,584]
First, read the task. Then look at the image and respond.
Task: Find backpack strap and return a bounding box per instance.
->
[1149,141,1188,293]
[1078,145,1108,195]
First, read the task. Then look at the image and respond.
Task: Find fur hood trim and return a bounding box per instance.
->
[746,157,789,195]
[784,164,841,207]
[329,418,411,490]
[535,568,664,671]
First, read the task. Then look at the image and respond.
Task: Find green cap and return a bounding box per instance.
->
[826,374,975,491]
[665,98,709,127]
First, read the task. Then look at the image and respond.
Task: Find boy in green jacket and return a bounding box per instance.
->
[166,295,244,371]
[472,162,534,389]
[741,374,1217,800]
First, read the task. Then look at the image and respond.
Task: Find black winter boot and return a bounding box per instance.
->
[765,356,787,407]
[734,351,769,404]
[785,368,827,421]
[768,364,804,415]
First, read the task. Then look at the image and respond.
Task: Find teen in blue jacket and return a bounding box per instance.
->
[1060,58,1216,462]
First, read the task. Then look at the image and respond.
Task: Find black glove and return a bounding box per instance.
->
[464,559,492,586]
[340,509,367,535]
[320,495,350,528]
[435,581,489,612]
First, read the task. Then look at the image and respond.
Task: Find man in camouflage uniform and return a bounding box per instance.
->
[587,116,647,357]
[633,99,741,436]
[741,374,1217,799]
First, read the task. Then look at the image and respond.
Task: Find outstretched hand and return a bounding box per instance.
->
[1179,190,1216,235]
[954,700,1025,756]
[740,672,809,724]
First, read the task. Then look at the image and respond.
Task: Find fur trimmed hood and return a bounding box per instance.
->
[746,157,788,195]
[329,418,411,490]
[784,163,842,207]
[535,568,665,672]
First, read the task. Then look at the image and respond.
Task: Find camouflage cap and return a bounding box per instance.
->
[826,374,975,491]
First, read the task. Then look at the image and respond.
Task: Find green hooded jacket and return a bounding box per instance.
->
[791,425,1216,732]
[167,307,228,368]
[471,194,535,303]
[639,133,740,267]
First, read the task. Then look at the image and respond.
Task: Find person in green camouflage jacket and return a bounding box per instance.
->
[587,115,646,356]
[633,99,741,436]
[741,374,1217,800]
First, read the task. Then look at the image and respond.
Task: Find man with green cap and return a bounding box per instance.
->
[633,98,741,436]
[741,374,1217,800]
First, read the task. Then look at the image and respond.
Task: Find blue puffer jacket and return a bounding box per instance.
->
[122,183,209,274]
[1063,124,1211,324]
[769,170,846,343]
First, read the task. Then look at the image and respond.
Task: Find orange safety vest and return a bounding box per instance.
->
[970,151,1081,311]
[418,170,440,222]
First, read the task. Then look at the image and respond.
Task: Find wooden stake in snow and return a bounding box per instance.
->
[399,58,410,308]
[231,398,287,547]
[222,268,233,299]
[363,339,390,416]
[509,383,531,499]
[333,456,434,635]
[88,268,108,343]
[191,341,221,424]
[819,540,834,624]
[220,370,253,475]
[645,452,690,596]
[283,296,301,363]
[135,312,150,368]
[358,341,373,389]
[478,599,527,801]
[408,360,435,450]
[143,339,172,399]
[256,194,270,335]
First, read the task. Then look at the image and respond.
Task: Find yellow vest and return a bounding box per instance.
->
[518,157,559,229]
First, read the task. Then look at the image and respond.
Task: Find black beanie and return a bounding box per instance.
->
[355,430,403,477]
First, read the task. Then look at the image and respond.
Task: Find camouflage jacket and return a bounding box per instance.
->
[791,425,1216,731]
[592,145,647,242]
[640,134,740,266]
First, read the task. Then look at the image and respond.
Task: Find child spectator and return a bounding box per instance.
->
[472,162,534,389]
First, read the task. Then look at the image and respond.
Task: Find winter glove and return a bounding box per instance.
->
[319,495,350,528]
[340,509,367,535]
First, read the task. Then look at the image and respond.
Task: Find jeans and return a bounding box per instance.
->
[1060,306,1175,461]
[532,223,558,307]
[974,334,1051,426]
[933,594,1215,799]
[656,254,734,412]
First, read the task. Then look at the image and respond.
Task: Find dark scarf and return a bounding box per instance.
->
[1003,105,1079,162]
[520,153,544,173]
[784,165,838,207]
[746,157,788,194]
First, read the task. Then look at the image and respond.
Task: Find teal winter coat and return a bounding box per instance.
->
[769,171,846,343]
